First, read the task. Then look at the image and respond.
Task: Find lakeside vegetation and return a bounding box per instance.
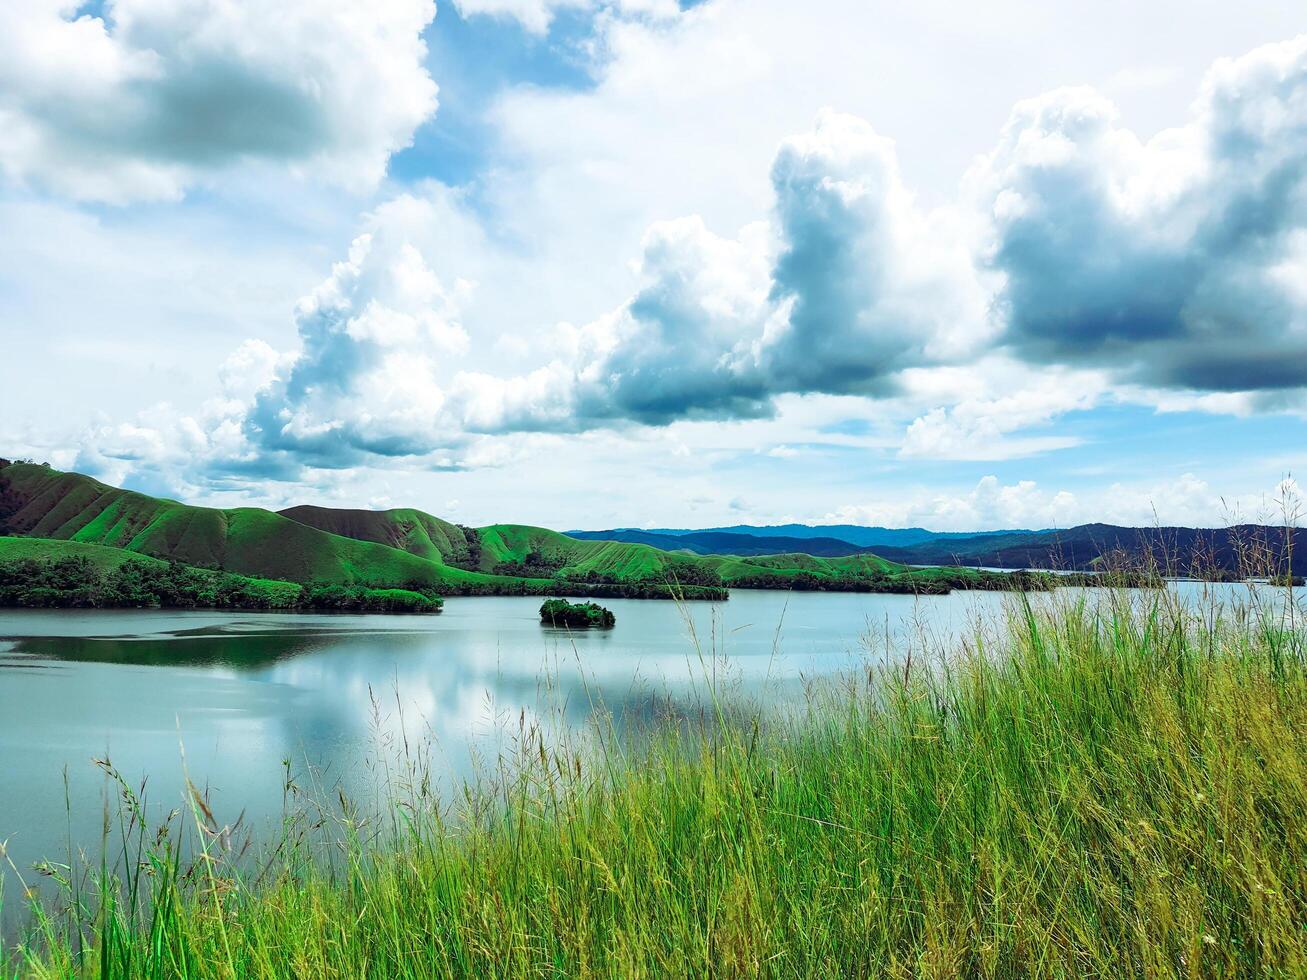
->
[0,541,443,613]
[3,586,1305,976]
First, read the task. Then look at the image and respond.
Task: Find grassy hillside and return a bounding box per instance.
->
[284,512,918,586]
[0,463,487,590]
[0,462,1040,597]
[278,505,477,565]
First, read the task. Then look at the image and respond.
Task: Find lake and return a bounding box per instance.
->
[0,583,1279,929]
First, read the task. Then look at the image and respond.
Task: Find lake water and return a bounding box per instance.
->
[0,583,1282,930]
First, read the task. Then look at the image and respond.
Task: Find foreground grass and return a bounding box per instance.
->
[4,589,1307,977]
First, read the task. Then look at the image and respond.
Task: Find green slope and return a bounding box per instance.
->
[287,510,917,587]
[278,505,476,565]
[0,536,170,572]
[0,463,493,590]
[0,461,1027,597]
[476,524,681,577]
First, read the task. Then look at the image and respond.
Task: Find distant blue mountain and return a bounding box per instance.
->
[568,523,1304,576]
[580,524,1034,550]
[565,528,878,557]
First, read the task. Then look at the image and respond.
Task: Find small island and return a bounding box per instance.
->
[539,598,616,629]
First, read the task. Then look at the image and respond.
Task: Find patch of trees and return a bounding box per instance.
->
[716,570,952,594]
[442,577,727,601]
[0,557,443,613]
[656,559,726,588]
[539,598,615,629]
[492,548,566,578]
[717,568,1068,594]
[446,526,483,571]
[0,465,18,536]
[301,584,443,612]
[555,565,727,591]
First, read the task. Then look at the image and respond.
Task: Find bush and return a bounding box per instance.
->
[539,598,616,628]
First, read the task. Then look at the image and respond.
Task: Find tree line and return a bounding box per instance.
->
[0,556,443,613]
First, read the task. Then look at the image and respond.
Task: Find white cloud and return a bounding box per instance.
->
[827,473,1229,531]
[479,110,987,430]
[452,0,582,34]
[247,224,472,463]
[0,0,437,202]
[898,363,1107,460]
[16,11,1307,530]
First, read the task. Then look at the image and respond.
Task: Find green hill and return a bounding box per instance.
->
[281,507,913,587]
[0,461,1037,597]
[0,464,728,597]
[278,505,476,565]
[0,463,493,590]
[281,506,981,592]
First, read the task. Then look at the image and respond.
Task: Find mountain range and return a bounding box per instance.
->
[569,522,1304,576]
[616,524,1033,548]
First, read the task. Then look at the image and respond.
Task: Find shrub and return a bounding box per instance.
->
[539,598,616,628]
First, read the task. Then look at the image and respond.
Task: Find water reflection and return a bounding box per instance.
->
[1,582,1289,934]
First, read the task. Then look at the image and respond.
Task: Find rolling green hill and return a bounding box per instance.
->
[282,506,994,592]
[0,461,1036,597]
[278,505,477,565]
[282,507,917,587]
[0,463,496,590]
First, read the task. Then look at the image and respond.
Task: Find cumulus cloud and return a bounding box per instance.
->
[520,110,989,429]
[573,215,779,425]
[234,109,989,453]
[762,111,989,394]
[42,33,1307,496]
[0,0,438,202]
[245,225,472,465]
[975,34,1307,392]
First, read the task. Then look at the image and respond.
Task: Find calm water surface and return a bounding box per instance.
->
[0,583,1272,927]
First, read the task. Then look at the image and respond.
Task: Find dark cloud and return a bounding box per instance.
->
[763,112,933,396]
[981,36,1307,392]
[572,217,776,427]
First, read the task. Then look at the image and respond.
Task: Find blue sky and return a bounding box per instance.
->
[3,0,1307,530]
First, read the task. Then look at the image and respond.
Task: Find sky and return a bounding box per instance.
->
[2,0,1307,531]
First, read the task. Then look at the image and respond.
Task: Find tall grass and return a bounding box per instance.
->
[4,585,1307,977]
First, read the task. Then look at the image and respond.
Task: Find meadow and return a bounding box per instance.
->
[2,582,1304,978]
